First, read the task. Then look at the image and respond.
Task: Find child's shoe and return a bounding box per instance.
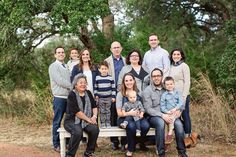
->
[100,123,106,129]
[106,123,111,128]
[136,129,141,136]
[120,121,128,129]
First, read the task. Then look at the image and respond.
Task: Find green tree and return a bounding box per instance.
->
[0,0,113,89]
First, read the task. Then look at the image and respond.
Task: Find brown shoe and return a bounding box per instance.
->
[184,137,192,148]
[190,132,199,147]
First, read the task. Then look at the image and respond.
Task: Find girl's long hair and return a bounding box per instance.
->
[121,73,138,96]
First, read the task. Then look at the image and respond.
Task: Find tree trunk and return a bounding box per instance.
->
[79,26,94,50]
[102,13,114,40]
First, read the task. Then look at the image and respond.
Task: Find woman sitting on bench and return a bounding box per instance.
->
[116,73,150,157]
[64,74,99,157]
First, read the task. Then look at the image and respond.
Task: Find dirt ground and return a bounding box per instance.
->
[0,118,236,157]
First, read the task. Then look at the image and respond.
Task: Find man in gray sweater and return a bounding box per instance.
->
[49,46,71,152]
[142,68,187,157]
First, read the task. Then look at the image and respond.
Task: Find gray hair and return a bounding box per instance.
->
[72,73,87,89]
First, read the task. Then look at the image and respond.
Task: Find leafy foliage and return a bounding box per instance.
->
[215,20,236,93]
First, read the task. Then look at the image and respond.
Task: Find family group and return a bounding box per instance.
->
[48,33,198,157]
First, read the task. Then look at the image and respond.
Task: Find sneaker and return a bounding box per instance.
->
[106,123,111,128]
[120,121,128,129]
[136,129,141,136]
[165,134,173,144]
[100,123,106,129]
[53,146,60,153]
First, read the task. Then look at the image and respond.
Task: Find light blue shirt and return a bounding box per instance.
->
[160,89,183,113]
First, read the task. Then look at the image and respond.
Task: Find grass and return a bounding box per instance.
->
[191,72,236,143]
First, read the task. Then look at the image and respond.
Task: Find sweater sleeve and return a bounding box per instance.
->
[116,92,123,109]
[182,63,191,99]
[111,78,116,98]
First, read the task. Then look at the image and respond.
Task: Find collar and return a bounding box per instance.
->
[112,54,122,60]
[55,60,64,64]
[150,45,160,51]
[151,83,163,91]
[166,89,178,94]
[173,60,184,66]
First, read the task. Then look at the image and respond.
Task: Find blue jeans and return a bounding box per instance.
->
[118,116,150,152]
[52,97,67,148]
[182,95,192,135]
[148,116,186,156]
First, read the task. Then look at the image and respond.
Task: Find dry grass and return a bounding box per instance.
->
[191,72,236,143]
[0,89,53,124]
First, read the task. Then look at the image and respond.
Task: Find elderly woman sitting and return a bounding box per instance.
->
[64,74,99,157]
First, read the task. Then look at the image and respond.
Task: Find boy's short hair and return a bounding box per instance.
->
[99,61,109,68]
[127,90,137,97]
[163,76,175,84]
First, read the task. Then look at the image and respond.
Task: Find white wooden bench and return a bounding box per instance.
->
[58,127,155,157]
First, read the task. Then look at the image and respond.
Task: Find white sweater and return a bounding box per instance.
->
[169,62,190,100]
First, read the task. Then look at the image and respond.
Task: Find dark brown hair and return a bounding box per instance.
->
[54,46,64,54]
[170,48,186,64]
[126,49,143,65]
[78,49,95,70]
[98,61,109,68]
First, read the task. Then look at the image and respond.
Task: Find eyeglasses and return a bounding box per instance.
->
[149,39,157,41]
[151,75,162,78]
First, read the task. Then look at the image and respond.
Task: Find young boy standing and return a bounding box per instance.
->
[160,76,183,144]
[94,61,116,128]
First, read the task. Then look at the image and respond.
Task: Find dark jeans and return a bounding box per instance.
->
[118,116,150,152]
[123,116,141,130]
[148,116,186,156]
[110,102,119,145]
[181,95,192,135]
[52,97,67,148]
[64,121,99,157]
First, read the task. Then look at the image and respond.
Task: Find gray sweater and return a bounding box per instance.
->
[49,60,71,98]
[142,82,165,117]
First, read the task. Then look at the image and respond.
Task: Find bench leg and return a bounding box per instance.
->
[59,133,66,157]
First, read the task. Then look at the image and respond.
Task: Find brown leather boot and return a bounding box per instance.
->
[184,137,192,148]
[190,132,199,147]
